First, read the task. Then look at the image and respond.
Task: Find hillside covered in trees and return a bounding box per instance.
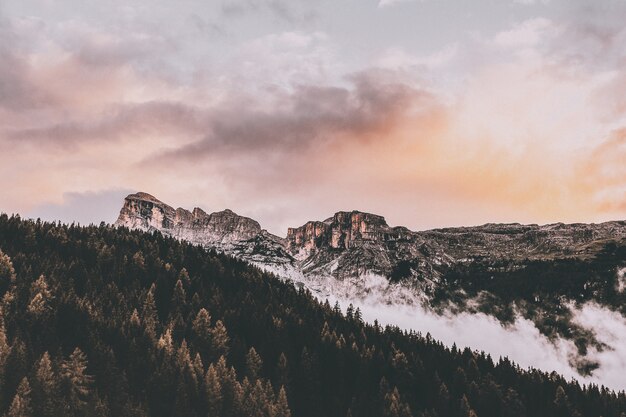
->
[0,214,624,417]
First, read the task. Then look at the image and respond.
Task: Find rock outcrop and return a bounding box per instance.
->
[115,192,295,270]
[115,192,626,292]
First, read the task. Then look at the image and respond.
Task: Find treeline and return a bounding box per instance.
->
[0,214,623,417]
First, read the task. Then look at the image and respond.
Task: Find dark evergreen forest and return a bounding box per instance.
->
[0,214,624,417]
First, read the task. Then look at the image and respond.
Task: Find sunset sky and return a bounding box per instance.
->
[1,0,625,235]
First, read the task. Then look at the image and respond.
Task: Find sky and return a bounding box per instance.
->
[1,0,626,234]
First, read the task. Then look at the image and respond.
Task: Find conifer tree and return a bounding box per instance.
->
[192,353,204,383]
[0,309,9,408]
[27,275,53,320]
[129,308,141,329]
[503,388,526,417]
[178,268,191,287]
[192,308,212,352]
[246,347,263,381]
[276,352,290,390]
[0,250,15,289]
[157,326,174,356]
[6,377,32,417]
[176,340,193,377]
[346,304,355,320]
[210,320,230,359]
[142,284,158,339]
[274,386,291,417]
[333,302,341,316]
[170,280,186,317]
[205,364,222,417]
[244,379,270,417]
[34,352,57,417]
[459,395,477,417]
[60,348,93,416]
[553,386,572,417]
[383,386,413,417]
[437,383,450,417]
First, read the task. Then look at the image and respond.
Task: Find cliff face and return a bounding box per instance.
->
[115,192,264,243]
[285,211,450,287]
[115,192,626,291]
[115,193,294,270]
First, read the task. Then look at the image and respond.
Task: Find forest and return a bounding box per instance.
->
[0,213,624,417]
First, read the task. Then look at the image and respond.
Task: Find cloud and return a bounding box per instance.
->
[220,0,317,24]
[513,0,550,5]
[319,278,626,391]
[152,70,432,162]
[7,101,211,148]
[581,129,626,212]
[493,17,554,48]
[378,0,418,8]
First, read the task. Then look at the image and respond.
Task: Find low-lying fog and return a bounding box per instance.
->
[296,272,626,392]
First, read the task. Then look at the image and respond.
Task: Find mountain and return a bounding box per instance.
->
[115,192,294,270]
[0,213,625,417]
[115,192,626,296]
[115,192,626,374]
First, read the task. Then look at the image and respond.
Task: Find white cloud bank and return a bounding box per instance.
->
[292,272,626,392]
[342,296,626,391]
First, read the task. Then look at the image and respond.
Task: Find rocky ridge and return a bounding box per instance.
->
[115,192,294,270]
[115,192,626,295]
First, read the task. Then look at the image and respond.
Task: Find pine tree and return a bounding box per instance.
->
[275,352,289,390]
[346,304,355,320]
[27,275,53,319]
[129,308,141,329]
[436,383,450,417]
[60,348,93,416]
[383,386,413,417]
[170,279,186,318]
[214,356,240,415]
[333,301,342,316]
[192,353,204,383]
[157,326,174,356]
[205,364,222,417]
[178,268,191,287]
[142,284,158,339]
[246,347,263,381]
[503,388,526,417]
[192,308,212,352]
[0,250,16,287]
[34,352,57,417]
[176,340,192,373]
[6,377,32,417]
[553,386,571,417]
[274,386,291,417]
[210,320,230,359]
[0,308,9,408]
[458,395,478,417]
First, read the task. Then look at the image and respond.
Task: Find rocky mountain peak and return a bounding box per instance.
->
[286,210,391,254]
[116,192,176,230]
[115,192,626,295]
[115,192,263,244]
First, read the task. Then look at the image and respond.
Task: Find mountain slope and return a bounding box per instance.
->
[0,214,624,417]
[114,192,626,376]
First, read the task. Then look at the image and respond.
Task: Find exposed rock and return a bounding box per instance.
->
[115,192,626,294]
[115,192,295,270]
